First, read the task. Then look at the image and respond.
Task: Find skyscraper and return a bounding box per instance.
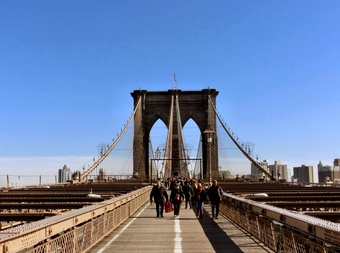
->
[251,160,269,181]
[58,165,71,183]
[333,159,340,182]
[293,165,314,183]
[318,161,332,183]
[268,161,288,181]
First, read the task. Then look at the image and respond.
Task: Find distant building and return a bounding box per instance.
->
[58,165,72,183]
[218,165,234,180]
[251,160,269,181]
[293,165,314,183]
[333,159,340,182]
[334,158,340,166]
[318,161,332,183]
[220,170,233,180]
[317,160,340,183]
[268,161,288,181]
[98,168,107,181]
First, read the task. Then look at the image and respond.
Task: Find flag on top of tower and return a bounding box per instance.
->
[174,73,177,88]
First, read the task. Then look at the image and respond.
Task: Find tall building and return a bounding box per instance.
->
[98,168,107,181]
[334,158,340,167]
[293,165,314,183]
[220,170,233,180]
[318,161,332,183]
[251,160,269,181]
[333,159,340,182]
[58,165,72,183]
[268,160,288,181]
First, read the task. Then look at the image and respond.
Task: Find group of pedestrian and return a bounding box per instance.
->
[149,178,223,219]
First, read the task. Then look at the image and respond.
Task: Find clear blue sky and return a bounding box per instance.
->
[1,1,339,182]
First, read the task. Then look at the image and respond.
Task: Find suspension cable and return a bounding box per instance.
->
[162,93,174,179]
[208,96,274,180]
[80,96,142,181]
[175,93,189,177]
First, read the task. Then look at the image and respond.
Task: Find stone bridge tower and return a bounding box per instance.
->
[131,88,219,181]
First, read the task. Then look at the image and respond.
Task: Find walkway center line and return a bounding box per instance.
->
[174,218,182,253]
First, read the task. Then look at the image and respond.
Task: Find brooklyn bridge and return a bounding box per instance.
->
[0,88,339,253]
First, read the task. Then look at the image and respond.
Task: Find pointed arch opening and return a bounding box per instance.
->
[149,119,167,180]
[182,118,202,179]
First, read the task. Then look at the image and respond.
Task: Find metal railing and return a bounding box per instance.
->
[2,185,340,252]
[0,186,152,253]
[220,193,340,252]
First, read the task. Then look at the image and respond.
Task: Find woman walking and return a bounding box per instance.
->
[170,182,184,218]
[194,183,206,219]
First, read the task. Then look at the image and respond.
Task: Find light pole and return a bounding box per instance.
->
[204,128,215,186]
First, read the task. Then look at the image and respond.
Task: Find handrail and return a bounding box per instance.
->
[0,185,151,252]
[221,192,340,249]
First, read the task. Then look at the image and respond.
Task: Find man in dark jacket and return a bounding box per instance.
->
[182,180,193,209]
[150,181,168,217]
[208,180,223,219]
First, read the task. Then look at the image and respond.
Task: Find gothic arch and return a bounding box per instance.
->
[131,88,219,180]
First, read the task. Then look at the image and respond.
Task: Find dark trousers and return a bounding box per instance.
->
[155,201,164,216]
[173,202,181,215]
[185,194,192,208]
[211,201,220,218]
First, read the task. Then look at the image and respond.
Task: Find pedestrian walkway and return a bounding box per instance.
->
[89,201,274,253]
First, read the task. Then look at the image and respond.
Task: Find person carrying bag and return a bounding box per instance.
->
[170,182,184,218]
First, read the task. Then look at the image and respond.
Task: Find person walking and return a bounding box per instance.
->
[208,180,224,219]
[194,182,206,219]
[170,182,184,218]
[150,180,169,217]
[182,180,193,209]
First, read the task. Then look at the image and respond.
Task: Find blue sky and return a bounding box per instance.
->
[1,1,340,183]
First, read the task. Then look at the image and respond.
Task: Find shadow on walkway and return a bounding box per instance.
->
[194,207,273,253]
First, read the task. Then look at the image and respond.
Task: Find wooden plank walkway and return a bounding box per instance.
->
[89,201,275,253]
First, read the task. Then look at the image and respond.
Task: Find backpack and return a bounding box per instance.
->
[175,193,181,201]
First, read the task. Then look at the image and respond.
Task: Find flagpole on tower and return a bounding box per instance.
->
[174,73,177,89]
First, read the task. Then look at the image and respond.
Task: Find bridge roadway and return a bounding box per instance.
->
[89,201,274,253]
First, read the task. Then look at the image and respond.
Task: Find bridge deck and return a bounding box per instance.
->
[89,202,274,253]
